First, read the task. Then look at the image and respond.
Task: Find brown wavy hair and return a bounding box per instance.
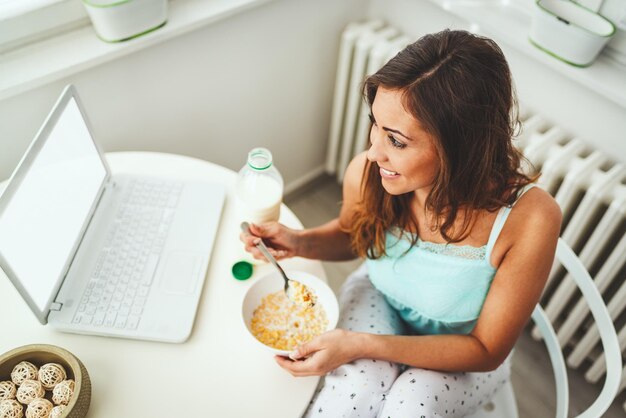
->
[349,30,536,259]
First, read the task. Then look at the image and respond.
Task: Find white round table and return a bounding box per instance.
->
[0,152,326,417]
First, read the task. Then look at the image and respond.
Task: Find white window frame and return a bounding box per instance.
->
[0,0,89,53]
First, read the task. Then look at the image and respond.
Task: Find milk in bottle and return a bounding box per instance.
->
[236,148,283,224]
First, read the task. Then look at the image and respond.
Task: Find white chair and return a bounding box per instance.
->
[467,238,622,418]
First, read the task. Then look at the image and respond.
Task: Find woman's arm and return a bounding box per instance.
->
[277,187,562,375]
[241,152,368,262]
[294,218,354,260]
[276,330,497,375]
[295,152,368,260]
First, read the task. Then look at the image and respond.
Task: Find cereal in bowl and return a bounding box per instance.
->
[287,280,317,308]
[251,288,328,351]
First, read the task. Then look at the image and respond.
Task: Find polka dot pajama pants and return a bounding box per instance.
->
[302,264,511,418]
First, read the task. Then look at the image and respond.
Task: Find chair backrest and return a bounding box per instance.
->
[531,239,622,418]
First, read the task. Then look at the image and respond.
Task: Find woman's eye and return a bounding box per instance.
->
[387,134,406,149]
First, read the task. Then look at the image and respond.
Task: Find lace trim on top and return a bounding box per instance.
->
[391,227,487,260]
[416,238,486,260]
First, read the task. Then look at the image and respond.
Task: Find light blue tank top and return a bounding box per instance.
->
[366,186,533,336]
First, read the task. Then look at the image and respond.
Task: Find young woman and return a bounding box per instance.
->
[241,29,561,417]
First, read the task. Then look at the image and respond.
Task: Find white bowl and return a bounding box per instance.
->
[241,270,339,356]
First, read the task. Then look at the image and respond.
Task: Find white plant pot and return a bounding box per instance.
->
[83,0,168,42]
[530,0,615,67]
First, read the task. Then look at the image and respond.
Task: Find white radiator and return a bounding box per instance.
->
[519,111,626,409]
[326,21,626,411]
[326,20,411,182]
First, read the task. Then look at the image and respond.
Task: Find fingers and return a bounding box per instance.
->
[269,249,289,259]
[274,338,324,376]
[239,222,294,260]
[239,231,261,248]
[240,222,276,243]
[289,339,318,360]
[274,355,322,377]
[249,222,274,237]
[248,247,288,261]
[238,233,259,257]
[239,226,290,259]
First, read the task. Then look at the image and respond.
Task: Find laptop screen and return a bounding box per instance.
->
[0,96,107,314]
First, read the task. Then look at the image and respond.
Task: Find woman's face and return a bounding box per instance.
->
[366,87,440,196]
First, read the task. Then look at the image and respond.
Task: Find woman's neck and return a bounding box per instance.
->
[412,187,431,212]
[410,187,476,241]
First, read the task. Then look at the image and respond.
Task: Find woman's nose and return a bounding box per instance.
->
[366,128,386,162]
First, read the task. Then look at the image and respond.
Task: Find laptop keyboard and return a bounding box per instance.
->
[72,178,184,330]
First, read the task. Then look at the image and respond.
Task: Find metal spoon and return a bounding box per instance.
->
[240,222,314,307]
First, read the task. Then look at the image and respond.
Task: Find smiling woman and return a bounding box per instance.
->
[240,29,562,418]
[354,87,441,253]
[351,30,537,260]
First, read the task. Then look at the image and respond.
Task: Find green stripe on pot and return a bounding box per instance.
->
[94,20,167,43]
[535,0,616,37]
[82,0,132,7]
[528,37,591,67]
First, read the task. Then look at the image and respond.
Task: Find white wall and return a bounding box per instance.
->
[3,0,623,191]
[367,0,626,164]
[0,0,365,189]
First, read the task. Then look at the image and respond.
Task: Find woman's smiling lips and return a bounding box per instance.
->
[379,166,400,179]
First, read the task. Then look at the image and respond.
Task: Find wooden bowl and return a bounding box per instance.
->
[0,344,91,418]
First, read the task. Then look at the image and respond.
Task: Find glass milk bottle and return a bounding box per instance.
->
[236,147,283,224]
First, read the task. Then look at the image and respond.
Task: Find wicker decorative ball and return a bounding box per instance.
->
[0,382,16,401]
[25,398,52,418]
[49,405,65,418]
[0,399,23,418]
[10,362,37,386]
[37,364,65,390]
[52,380,74,406]
[15,380,44,405]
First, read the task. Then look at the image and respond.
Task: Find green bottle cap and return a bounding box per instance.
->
[232,261,253,280]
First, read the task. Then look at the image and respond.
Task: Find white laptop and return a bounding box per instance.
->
[0,85,225,343]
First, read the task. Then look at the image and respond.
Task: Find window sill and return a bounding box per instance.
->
[0,0,278,101]
[427,0,626,109]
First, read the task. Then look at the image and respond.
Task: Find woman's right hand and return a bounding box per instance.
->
[240,222,302,261]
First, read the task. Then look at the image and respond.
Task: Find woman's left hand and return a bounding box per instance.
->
[275,329,360,377]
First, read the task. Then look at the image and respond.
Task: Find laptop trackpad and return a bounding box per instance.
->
[160,252,201,295]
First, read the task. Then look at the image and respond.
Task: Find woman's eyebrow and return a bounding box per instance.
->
[383,127,414,141]
[369,112,414,141]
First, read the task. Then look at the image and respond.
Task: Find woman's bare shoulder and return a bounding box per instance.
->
[510,186,562,241]
[517,186,561,221]
[342,151,369,200]
[488,186,562,275]
[338,152,369,226]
